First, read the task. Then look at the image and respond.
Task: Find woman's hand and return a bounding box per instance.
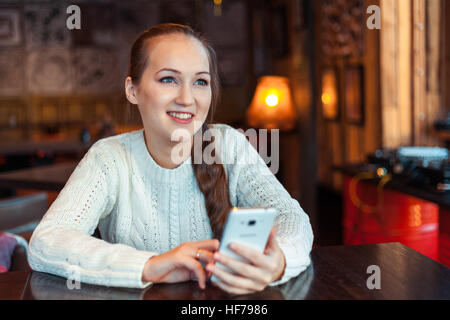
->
[206,228,286,295]
[142,239,219,289]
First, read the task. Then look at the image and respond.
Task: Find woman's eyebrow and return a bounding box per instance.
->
[156,68,210,76]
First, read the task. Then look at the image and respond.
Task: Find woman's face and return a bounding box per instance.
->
[127,33,212,144]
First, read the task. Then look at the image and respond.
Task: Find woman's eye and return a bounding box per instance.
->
[195,79,209,86]
[160,77,176,84]
[159,77,208,86]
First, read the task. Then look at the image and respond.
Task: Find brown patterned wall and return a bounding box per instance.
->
[0,0,251,141]
[321,0,365,58]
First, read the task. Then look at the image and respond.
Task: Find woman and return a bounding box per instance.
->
[28,23,313,295]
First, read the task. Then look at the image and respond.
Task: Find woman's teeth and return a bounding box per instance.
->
[167,112,193,119]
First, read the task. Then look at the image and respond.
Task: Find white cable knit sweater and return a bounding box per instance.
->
[28,123,313,289]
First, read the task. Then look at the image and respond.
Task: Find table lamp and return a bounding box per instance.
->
[246,76,297,131]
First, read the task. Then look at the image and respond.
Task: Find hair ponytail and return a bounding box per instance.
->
[192,122,231,238]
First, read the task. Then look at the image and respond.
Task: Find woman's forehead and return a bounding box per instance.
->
[147,34,210,73]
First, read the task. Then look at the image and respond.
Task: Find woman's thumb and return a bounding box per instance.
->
[264,228,277,253]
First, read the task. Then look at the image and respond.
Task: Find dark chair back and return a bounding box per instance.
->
[0,193,48,234]
[0,193,48,271]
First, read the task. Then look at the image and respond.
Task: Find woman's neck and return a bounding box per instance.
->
[143,129,192,169]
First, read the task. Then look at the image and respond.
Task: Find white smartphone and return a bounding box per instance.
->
[210,206,277,283]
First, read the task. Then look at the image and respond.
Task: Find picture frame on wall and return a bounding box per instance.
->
[216,48,247,87]
[321,67,339,121]
[0,8,21,46]
[202,0,248,87]
[272,4,289,58]
[293,0,307,30]
[0,48,24,96]
[344,65,365,125]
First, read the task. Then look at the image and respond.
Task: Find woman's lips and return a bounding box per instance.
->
[167,112,194,124]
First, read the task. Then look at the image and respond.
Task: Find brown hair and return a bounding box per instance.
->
[128,23,231,238]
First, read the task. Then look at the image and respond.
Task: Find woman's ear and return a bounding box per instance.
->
[125,76,139,105]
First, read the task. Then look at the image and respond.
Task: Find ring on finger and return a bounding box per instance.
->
[195,248,201,261]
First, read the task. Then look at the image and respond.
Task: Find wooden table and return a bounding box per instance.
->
[0,140,89,157]
[0,161,78,192]
[1,243,449,300]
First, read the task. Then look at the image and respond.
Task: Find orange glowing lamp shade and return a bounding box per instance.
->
[246,76,297,130]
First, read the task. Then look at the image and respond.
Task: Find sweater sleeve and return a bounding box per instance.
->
[226,127,314,286]
[27,140,157,289]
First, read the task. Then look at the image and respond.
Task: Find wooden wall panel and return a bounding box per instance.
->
[381,0,444,148]
[362,6,382,158]
[413,0,428,146]
[380,0,412,147]
[425,0,443,144]
[331,122,343,190]
[445,1,450,113]
[317,0,382,191]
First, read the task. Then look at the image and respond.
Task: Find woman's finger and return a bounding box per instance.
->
[212,276,254,295]
[265,228,276,249]
[264,228,280,254]
[181,258,207,289]
[228,242,272,270]
[207,263,264,292]
[214,252,271,284]
[194,248,215,265]
[189,239,220,251]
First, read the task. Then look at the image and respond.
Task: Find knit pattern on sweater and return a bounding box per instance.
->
[28,123,313,288]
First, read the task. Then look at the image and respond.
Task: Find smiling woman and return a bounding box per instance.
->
[27,23,313,296]
[123,24,231,239]
[125,32,213,159]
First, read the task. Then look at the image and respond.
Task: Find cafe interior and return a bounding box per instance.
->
[0,0,449,300]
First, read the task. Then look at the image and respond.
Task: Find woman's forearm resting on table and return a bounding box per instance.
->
[28,224,157,289]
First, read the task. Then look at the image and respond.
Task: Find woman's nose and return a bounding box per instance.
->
[175,84,194,106]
